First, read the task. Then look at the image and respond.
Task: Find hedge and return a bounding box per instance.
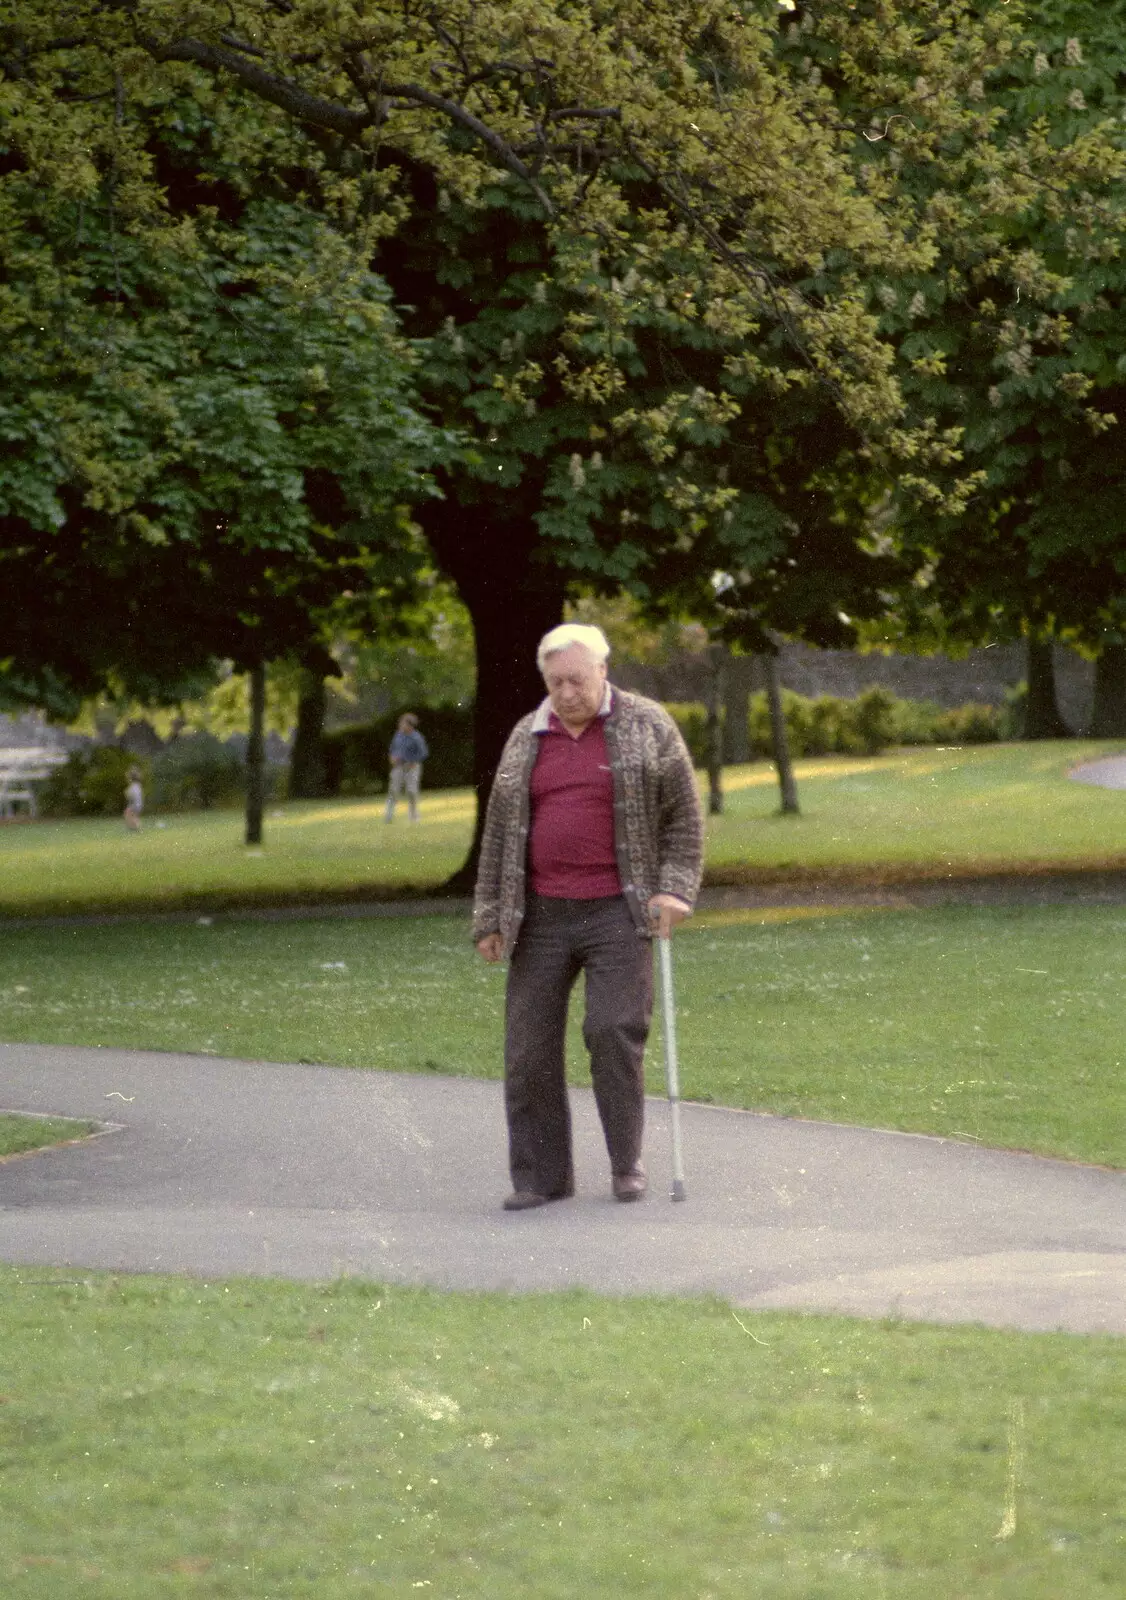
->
[665,688,1003,763]
[321,704,475,794]
[38,747,140,818]
[147,731,258,811]
[38,733,289,817]
[662,702,712,766]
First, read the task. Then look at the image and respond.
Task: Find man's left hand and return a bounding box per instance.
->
[649,894,691,940]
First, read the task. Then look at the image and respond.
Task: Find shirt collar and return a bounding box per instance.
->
[532,682,613,733]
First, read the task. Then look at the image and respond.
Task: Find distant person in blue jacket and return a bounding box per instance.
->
[385,713,429,823]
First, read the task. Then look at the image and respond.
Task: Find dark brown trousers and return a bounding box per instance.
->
[504,894,653,1197]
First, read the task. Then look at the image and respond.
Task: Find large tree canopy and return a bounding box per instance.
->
[0,87,447,716]
[838,0,1126,655]
[9,3,1037,496]
[3,1,932,414]
[2,0,974,876]
[9,1,1120,865]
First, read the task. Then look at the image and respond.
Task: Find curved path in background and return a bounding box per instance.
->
[1,1042,1123,1336]
[1070,754,1126,790]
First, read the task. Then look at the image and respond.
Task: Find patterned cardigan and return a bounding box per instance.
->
[473,688,703,955]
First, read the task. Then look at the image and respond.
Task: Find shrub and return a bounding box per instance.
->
[748,691,775,757]
[848,686,899,755]
[1000,683,1026,740]
[663,702,710,766]
[745,687,1000,758]
[932,703,1002,744]
[320,704,475,795]
[805,695,851,756]
[149,733,244,810]
[888,697,944,745]
[38,752,94,818]
[748,689,821,757]
[321,723,384,796]
[38,747,140,818]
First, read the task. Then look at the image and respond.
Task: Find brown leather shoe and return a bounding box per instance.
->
[612,1166,647,1202]
[502,1191,550,1211]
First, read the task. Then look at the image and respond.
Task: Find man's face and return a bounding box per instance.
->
[542,644,607,731]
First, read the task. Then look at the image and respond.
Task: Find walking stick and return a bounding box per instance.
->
[657,933,687,1202]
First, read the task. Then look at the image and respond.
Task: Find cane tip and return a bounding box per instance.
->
[671,1181,687,1202]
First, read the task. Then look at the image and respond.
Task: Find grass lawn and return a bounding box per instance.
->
[705,738,1126,883]
[0,1113,99,1160]
[1,1269,1123,1599]
[2,742,1126,919]
[4,750,1123,1596]
[0,793,474,920]
[2,903,1123,1167]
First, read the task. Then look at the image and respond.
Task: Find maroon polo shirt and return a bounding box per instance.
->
[528,706,622,899]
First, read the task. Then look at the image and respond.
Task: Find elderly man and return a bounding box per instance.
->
[474,623,703,1210]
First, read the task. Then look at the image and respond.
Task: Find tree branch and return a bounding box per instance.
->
[140,34,371,136]
[219,32,267,60]
[0,33,90,79]
[547,107,621,121]
[379,80,555,214]
[136,33,556,214]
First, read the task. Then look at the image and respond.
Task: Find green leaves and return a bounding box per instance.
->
[858,1,1126,643]
[7,0,1126,685]
[0,88,447,709]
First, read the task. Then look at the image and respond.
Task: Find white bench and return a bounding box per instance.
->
[0,747,69,819]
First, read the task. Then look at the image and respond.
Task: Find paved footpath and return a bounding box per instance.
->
[2,1041,1123,1336]
[1071,753,1126,790]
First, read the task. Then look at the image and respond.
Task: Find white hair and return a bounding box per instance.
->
[536,623,611,673]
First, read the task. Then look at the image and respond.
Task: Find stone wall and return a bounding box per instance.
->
[611,642,1095,735]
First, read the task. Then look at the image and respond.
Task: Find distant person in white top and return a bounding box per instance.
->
[385,713,429,823]
[123,767,144,832]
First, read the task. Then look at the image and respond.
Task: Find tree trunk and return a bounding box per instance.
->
[1090,642,1126,737]
[1024,634,1071,739]
[722,650,753,765]
[288,667,328,798]
[245,660,266,846]
[421,501,566,891]
[705,641,725,815]
[763,651,800,815]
